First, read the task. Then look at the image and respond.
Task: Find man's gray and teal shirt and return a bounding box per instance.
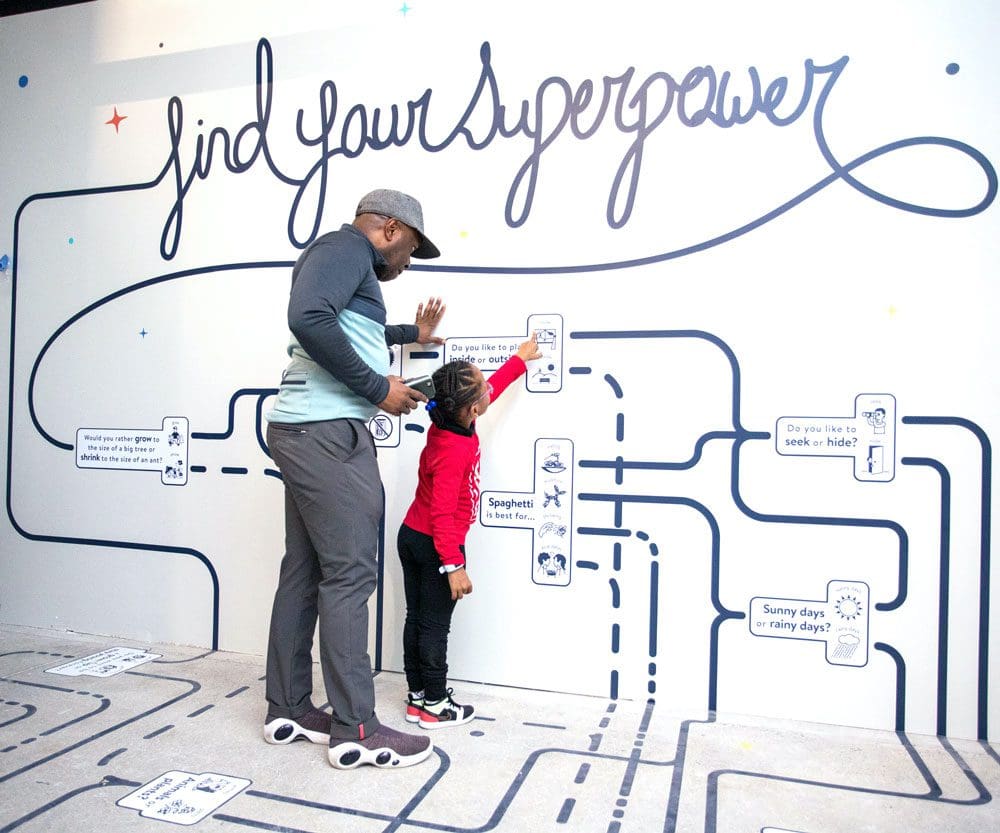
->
[268,224,417,424]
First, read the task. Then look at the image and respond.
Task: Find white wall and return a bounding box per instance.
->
[2,0,998,741]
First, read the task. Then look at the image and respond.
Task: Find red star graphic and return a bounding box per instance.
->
[105,106,127,133]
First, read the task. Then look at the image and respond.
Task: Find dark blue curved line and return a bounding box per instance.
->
[578,493,738,617]
[411,137,995,277]
[579,430,768,483]
[604,374,623,399]
[0,528,219,652]
[609,579,621,609]
[192,387,279,441]
[704,729,990,825]
[154,651,214,665]
[11,183,168,457]
[0,703,35,730]
[901,456,951,737]
[23,262,292,450]
[902,415,992,741]
[856,664,949,802]
[874,642,907,733]
[577,561,599,570]
[705,762,988,829]
[569,367,592,374]
[578,491,744,712]
[255,392,273,457]
[0,525,219,652]
[0,775,141,832]
[811,67,998,218]
[704,733,989,829]
[38,694,110,736]
[221,467,249,475]
[571,330,747,432]
[190,465,207,473]
[264,468,282,480]
[8,266,282,657]
[0,671,198,785]
[405,423,426,433]
[730,435,908,611]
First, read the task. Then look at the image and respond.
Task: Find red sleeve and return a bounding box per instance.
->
[487,354,527,402]
[427,441,474,567]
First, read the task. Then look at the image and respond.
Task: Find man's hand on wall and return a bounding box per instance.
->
[414,297,446,345]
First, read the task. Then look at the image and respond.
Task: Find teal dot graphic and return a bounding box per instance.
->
[68,237,75,245]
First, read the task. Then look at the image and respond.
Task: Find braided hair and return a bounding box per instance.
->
[426,360,482,427]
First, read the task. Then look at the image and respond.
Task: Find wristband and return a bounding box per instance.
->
[439,563,465,574]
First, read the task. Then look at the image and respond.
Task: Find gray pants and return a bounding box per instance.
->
[265,418,382,741]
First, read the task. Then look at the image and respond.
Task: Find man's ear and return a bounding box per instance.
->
[383,217,402,241]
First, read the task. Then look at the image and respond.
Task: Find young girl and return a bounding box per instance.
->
[397,333,541,728]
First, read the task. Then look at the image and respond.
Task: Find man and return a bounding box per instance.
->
[263,188,444,769]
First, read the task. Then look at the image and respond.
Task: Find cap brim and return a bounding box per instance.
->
[412,235,440,259]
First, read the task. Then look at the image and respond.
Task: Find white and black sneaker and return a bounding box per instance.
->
[264,707,331,745]
[417,689,475,729]
[405,691,424,724]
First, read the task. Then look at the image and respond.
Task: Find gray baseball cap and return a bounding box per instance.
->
[355,188,440,259]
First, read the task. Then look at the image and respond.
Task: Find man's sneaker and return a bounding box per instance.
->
[264,707,331,745]
[405,692,424,724]
[418,689,475,729]
[328,724,433,770]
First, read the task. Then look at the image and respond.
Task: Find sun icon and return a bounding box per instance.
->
[835,594,863,621]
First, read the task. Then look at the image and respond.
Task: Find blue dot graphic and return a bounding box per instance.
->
[18,75,29,88]
[946,63,960,75]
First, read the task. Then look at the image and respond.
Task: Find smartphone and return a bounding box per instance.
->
[404,375,436,398]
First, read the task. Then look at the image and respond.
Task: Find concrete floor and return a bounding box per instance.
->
[1,624,997,833]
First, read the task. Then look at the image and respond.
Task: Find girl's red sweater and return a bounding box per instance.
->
[401,354,527,566]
